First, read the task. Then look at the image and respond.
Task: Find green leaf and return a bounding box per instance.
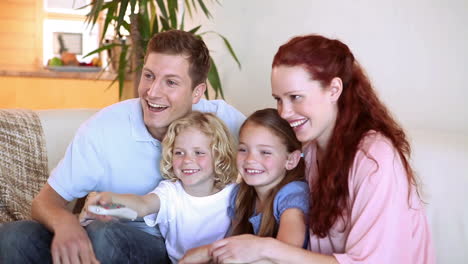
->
[168,0,178,28]
[151,12,160,36]
[118,45,130,98]
[85,0,104,28]
[196,0,212,19]
[179,11,185,30]
[148,0,159,34]
[188,25,201,34]
[129,0,137,14]
[116,0,130,31]
[100,2,117,40]
[159,16,170,30]
[201,31,241,69]
[138,3,151,40]
[83,43,121,58]
[156,0,169,19]
[121,20,131,33]
[207,57,223,99]
[184,0,193,18]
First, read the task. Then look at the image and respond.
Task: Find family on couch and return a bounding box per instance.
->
[0,30,435,263]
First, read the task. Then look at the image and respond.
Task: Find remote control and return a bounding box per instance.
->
[88,203,138,220]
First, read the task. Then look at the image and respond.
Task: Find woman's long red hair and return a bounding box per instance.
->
[272,35,417,237]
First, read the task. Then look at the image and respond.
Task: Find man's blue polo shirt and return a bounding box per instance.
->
[48,98,245,202]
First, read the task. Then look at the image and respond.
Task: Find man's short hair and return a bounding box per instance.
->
[146,30,211,88]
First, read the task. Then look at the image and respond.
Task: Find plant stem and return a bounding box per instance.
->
[130,13,144,97]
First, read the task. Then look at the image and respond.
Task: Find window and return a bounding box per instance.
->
[42,0,100,66]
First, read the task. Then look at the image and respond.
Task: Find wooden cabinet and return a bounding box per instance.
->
[0,70,130,109]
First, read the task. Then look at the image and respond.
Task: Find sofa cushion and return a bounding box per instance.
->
[0,109,48,223]
[37,109,98,173]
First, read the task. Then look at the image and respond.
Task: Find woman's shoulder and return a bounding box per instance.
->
[350,130,407,189]
[356,130,398,161]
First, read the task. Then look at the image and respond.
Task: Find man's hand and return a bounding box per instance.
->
[31,183,100,264]
[50,215,100,264]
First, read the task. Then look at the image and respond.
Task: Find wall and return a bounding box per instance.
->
[196,1,468,262]
[199,0,468,135]
[0,0,42,70]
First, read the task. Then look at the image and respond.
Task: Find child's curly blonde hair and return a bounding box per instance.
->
[160,111,238,189]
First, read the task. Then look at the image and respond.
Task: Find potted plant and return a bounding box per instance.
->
[85,0,240,99]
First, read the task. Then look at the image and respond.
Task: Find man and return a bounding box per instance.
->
[0,30,245,263]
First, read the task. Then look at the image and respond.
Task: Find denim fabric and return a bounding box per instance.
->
[0,220,169,264]
[0,220,53,263]
[86,220,169,264]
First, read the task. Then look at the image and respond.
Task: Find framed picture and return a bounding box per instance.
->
[43,19,99,65]
[53,32,83,55]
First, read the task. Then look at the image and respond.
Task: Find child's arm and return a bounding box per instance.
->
[276,208,307,247]
[179,244,212,264]
[88,191,161,218]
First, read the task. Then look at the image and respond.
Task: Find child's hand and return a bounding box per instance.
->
[180,244,212,264]
[211,234,266,264]
[83,192,116,222]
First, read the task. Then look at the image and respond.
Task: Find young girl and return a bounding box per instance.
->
[87,111,238,264]
[180,108,309,264]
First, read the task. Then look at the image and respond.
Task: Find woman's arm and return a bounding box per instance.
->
[210,235,337,264]
[210,208,336,264]
[87,191,160,217]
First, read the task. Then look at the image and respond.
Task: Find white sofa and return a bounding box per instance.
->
[13,109,468,263]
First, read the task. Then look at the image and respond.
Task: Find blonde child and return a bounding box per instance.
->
[181,108,309,264]
[87,111,238,263]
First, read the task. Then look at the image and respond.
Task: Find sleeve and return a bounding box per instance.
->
[47,119,106,201]
[227,184,240,220]
[273,181,310,221]
[192,99,246,141]
[143,180,173,227]
[333,139,414,263]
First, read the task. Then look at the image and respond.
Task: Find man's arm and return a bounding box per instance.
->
[32,183,99,264]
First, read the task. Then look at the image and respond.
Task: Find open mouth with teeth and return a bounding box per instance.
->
[289,118,308,129]
[181,169,200,175]
[147,101,168,112]
[244,168,264,175]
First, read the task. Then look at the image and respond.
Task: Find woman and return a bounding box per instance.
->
[207,34,435,263]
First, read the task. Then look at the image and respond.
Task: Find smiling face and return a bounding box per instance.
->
[271,65,339,149]
[172,127,215,194]
[138,52,205,140]
[237,123,294,194]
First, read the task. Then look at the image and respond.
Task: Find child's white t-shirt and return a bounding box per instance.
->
[144,180,235,263]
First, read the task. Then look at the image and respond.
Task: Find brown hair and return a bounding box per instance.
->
[161,111,238,189]
[231,108,305,237]
[272,34,417,237]
[146,30,210,88]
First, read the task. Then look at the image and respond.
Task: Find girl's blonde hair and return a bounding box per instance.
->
[160,111,238,189]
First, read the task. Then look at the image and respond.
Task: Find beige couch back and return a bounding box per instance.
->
[37,109,98,172]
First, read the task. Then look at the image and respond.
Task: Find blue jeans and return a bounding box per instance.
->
[0,220,169,264]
